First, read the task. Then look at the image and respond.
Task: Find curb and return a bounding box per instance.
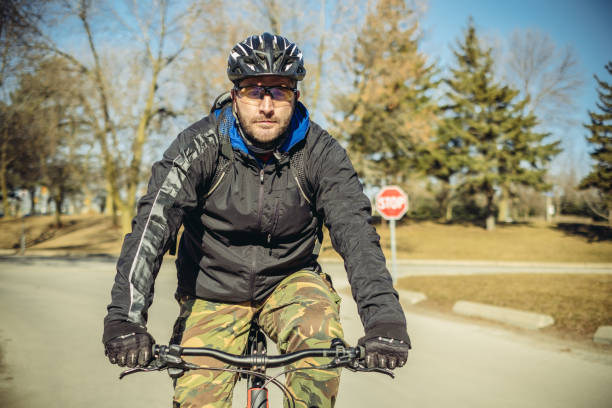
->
[593,326,612,344]
[397,289,427,306]
[452,300,554,330]
[316,257,612,270]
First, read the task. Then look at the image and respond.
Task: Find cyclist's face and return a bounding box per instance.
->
[232,76,299,145]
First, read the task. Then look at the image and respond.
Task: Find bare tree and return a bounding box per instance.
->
[36,0,207,233]
[497,29,583,222]
[505,29,584,123]
[241,0,366,119]
[0,0,50,215]
[0,0,49,90]
[1,54,90,224]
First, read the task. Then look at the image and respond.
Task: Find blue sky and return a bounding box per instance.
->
[419,0,612,177]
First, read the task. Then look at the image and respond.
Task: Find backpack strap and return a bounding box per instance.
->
[289,140,312,205]
[288,139,322,257]
[205,99,234,199]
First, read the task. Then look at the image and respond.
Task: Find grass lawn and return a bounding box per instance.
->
[397,273,612,342]
[320,220,612,263]
[2,215,611,263]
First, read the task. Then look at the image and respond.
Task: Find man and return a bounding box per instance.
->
[103,33,410,408]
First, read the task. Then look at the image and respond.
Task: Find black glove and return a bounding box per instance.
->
[358,323,411,370]
[358,336,409,370]
[103,320,155,368]
[104,332,155,368]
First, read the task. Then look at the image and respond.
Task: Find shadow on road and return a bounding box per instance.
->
[554,223,612,243]
[0,254,117,264]
[0,340,20,407]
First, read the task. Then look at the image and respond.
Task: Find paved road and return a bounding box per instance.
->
[0,257,611,407]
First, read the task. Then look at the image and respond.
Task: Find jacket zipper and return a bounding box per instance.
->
[268,198,281,255]
[251,168,265,299]
[256,168,265,230]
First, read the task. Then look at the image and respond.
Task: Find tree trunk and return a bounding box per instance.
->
[310,0,326,116]
[53,196,63,228]
[486,192,496,231]
[545,195,553,223]
[81,9,122,228]
[123,52,163,235]
[0,135,10,217]
[446,203,453,223]
[437,186,453,223]
[29,187,36,215]
[120,202,133,237]
[497,188,510,223]
[486,215,495,231]
[104,184,112,215]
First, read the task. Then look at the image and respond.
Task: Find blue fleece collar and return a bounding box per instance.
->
[215,102,310,156]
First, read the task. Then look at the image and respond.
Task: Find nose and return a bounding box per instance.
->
[259,94,274,114]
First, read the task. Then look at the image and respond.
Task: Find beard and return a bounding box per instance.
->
[235,104,294,149]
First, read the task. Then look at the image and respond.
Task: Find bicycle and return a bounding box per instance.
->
[119,322,394,408]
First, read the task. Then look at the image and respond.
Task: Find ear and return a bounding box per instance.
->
[295,90,300,100]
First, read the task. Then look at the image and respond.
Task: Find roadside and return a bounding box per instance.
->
[2,214,612,263]
[397,273,612,340]
[402,298,612,360]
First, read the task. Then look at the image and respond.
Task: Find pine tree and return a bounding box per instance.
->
[443,20,560,230]
[415,117,467,222]
[579,62,612,225]
[333,0,437,188]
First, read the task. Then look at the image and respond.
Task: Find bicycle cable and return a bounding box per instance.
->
[262,361,339,390]
[186,364,297,408]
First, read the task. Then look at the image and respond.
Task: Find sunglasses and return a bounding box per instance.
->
[234,85,297,105]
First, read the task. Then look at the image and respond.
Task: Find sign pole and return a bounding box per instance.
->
[390,219,397,284]
[375,185,408,286]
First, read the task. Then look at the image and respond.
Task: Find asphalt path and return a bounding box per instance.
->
[0,256,611,407]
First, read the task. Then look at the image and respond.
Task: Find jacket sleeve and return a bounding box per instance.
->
[309,128,410,344]
[104,117,219,331]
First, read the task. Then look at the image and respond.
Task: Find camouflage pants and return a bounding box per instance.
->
[171,269,344,408]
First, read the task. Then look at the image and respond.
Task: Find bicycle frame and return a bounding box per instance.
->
[244,321,269,408]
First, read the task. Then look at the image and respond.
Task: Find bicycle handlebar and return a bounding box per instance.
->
[166,344,361,368]
[119,340,394,379]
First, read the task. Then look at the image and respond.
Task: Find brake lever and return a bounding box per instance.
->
[119,345,202,380]
[363,367,395,379]
[346,363,395,379]
[119,352,171,380]
[345,361,395,378]
[119,365,163,379]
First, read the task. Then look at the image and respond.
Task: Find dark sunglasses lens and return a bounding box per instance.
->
[268,87,293,101]
[241,86,265,99]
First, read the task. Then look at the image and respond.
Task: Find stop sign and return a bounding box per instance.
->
[376,186,408,220]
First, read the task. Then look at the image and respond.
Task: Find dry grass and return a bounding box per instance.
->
[2,215,612,263]
[0,214,123,254]
[397,274,612,341]
[320,220,612,263]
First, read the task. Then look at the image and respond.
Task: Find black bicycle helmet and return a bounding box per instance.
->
[227,32,306,83]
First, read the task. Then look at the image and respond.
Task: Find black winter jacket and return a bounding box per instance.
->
[104,100,409,344]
